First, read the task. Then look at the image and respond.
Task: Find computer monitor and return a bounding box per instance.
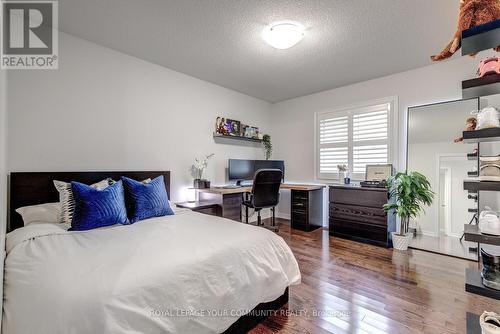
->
[255,160,285,181]
[228,159,285,185]
[228,159,255,184]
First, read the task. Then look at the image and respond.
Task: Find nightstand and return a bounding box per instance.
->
[175,201,222,217]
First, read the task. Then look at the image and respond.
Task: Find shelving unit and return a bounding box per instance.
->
[464,224,500,246]
[462,74,500,99]
[467,152,478,160]
[466,268,500,300]
[213,133,262,143]
[466,312,481,334]
[463,180,500,192]
[458,22,500,300]
[462,19,500,56]
[463,127,500,143]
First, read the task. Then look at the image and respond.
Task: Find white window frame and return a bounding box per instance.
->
[314,96,398,181]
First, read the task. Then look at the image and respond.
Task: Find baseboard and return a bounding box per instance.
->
[419,230,438,237]
[276,212,290,220]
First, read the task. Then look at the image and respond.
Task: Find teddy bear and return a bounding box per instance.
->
[454,116,477,142]
[431,0,500,61]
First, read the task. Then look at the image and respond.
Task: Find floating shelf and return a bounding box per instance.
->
[468,208,478,213]
[213,133,262,143]
[467,152,478,160]
[463,127,500,143]
[462,73,500,99]
[465,268,500,300]
[468,171,479,177]
[462,19,500,56]
[466,312,481,334]
[464,180,500,192]
[464,224,500,246]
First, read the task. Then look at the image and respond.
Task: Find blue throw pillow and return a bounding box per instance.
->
[69,180,129,231]
[121,175,174,224]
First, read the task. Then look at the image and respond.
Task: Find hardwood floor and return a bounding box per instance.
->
[250,219,500,334]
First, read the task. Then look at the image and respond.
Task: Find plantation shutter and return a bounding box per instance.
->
[317,101,391,180]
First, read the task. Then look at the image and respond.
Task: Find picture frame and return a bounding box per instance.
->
[226,119,241,136]
[365,164,393,181]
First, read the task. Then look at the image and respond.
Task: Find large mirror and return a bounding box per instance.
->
[407,98,479,260]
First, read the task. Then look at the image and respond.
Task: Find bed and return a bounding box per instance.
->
[3,171,301,334]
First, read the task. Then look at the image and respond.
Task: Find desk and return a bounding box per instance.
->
[198,183,325,230]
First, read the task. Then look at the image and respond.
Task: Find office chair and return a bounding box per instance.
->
[242,169,282,231]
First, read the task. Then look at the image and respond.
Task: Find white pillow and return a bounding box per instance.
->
[53,178,113,224]
[16,202,61,225]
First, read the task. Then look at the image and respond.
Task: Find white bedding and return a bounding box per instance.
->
[2,210,301,334]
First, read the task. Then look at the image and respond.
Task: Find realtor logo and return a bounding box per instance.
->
[1,0,58,69]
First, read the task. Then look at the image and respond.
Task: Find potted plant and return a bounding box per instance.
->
[383,171,434,251]
[191,153,214,189]
[337,164,348,184]
[262,134,272,160]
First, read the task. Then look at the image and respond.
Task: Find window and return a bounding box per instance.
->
[316,99,394,180]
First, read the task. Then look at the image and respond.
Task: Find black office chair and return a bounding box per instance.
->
[242,169,282,231]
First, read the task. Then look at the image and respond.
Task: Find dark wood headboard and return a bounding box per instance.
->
[9,171,171,232]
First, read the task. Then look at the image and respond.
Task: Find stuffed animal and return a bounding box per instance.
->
[454,116,477,142]
[431,0,500,61]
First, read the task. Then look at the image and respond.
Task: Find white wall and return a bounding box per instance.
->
[270,52,495,223]
[0,68,7,333]
[7,33,272,204]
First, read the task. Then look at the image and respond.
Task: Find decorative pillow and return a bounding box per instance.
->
[121,175,174,224]
[53,178,112,225]
[16,202,61,226]
[69,180,129,231]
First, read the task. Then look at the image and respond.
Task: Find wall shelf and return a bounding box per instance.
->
[466,268,500,300]
[462,73,500,99]
[464,224,500,246]
[467,152,478,160]
[213,133,262,143]
[462,19,500,56]
[464,180,500,192]
[463,127,500,143]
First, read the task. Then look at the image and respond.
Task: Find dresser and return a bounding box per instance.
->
[329,185,395,247]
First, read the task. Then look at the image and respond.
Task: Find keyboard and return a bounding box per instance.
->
[222,185,241,189]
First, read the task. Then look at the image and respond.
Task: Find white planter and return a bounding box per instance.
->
[392,232,413,251]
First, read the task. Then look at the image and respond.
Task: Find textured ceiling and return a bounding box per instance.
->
[59,0,459,102]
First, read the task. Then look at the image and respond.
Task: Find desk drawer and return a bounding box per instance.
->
[329,187,387,208]
[329,203,387,227]
[330,219,388,243]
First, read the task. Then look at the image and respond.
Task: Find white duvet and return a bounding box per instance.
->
[2,209,300,334]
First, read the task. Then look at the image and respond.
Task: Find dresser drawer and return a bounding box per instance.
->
[329,187,387,208]
[329,203,387,227]
[292,190,309,202]
[330,219,388,244]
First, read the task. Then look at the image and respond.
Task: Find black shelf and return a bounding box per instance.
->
[468,171,479,177]
[463,127,500,143]
[213,133,262,143]
[466,312,481,334]
[465,268,500,300]
[462,73,500,99]
[464,224,500,246]
[467,152,478,160]
[468,208,478,213]
[464,180,500,192]
[462,19,500,56]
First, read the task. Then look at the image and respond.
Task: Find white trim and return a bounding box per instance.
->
[314,96,398,181]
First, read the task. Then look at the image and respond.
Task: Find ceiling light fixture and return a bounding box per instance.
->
[262,22,304,49]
